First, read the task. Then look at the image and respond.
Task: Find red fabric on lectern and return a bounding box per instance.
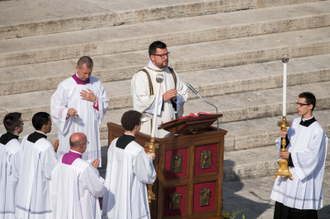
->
[195,144,217,175]
[193,181,216,213]
[165,148,188,179]
[163,186,187,217]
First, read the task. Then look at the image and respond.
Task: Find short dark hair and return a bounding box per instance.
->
[121,110,142,131]
[299,92,316,111]
[32,112,50,130]
[77,56,93,69]
[149,41,167,57]
[3,112,22,133]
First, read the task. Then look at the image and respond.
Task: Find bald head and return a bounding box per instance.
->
[70,133,87,153]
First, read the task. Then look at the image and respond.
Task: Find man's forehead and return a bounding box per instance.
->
[297,97,307,103]
[156,48,168,53]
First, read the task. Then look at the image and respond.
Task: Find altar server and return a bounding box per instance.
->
[15,112,58,219]
[102,110,156,219]
[131,41,188,137]
[50,133,105,219]
[51,56,109,164]
[271,92,328,219]
[0,112,23,219]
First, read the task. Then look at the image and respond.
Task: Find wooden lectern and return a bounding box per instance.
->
[107,114,226,219]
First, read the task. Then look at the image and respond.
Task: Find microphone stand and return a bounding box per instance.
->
[187,83,219,131]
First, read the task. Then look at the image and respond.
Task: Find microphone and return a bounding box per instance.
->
[186,83,219,131]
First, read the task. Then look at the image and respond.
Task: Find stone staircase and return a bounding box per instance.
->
[1,0,330,179]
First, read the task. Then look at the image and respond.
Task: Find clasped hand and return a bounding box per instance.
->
[91,158,100,169]
[163,89,177,101]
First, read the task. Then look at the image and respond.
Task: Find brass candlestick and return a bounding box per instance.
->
[274,116,293,180]
[145,137,159,203]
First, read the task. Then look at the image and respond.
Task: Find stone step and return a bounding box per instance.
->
[0,0,323,40]
[2,81,329,144]
[1,62,330,123]
[223,142,330,181]
[1,1,330,68]
[105,54,330,110]
[2,26,330,96]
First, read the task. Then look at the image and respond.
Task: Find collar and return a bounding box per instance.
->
[0,132,19,145]
[302,116,314,122]
[299,116,316,127]
[147,60,165,72]
[62,150,82,165]
[35,130,47,136]
[69,149,82,155]
[27,131,47,143]
[72,72,90,85]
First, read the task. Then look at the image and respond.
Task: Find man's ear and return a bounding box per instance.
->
[308,104,314,111]
[41,124,46,132]
[150,55,155,62]
[76,66,79,72]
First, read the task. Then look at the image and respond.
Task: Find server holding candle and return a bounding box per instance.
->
[271,82,328,217]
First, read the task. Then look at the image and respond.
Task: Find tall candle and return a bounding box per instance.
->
[282,56,289,116]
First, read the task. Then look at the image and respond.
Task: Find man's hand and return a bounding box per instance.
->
[52,139,59,152]
[279,130,287,138]
[91,158,100,169]
[280,151,290,159]
[147,152,156,161]
[163,89,177,101]
[80,89,97,102]
[67,108,77,116]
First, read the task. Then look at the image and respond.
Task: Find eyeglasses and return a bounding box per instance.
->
[152,52,170,58]
[83,141,89,146]
[296,102,309,107]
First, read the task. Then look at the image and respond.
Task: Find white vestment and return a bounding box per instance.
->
[50,155,105,219]
[15,132,58,219]
[51,75,109,163]
[102,136,157,219]
[0,134,20,219]
[131,61,188,137]
[271,117,328,210]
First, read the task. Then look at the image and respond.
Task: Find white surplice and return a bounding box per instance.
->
[102,137,156,219]
[50,156,105,219]
[131,61,188,138]
[0,134,20,219]
[15,133,58,219]
[271,117,328,210]
[50,76,109,163]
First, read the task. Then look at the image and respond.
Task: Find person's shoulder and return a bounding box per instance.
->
[90,76,101,84]
[134,67,150,76]
[72,158,93,172]
[34,138,53,151]
[310,120,324,133]
[58,76,76,87]
[125,141,144,155]
[165,66,177,74]
[5,138,20,154]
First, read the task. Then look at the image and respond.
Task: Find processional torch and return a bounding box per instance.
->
[274,55,293,180]
[145,73,164,203]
